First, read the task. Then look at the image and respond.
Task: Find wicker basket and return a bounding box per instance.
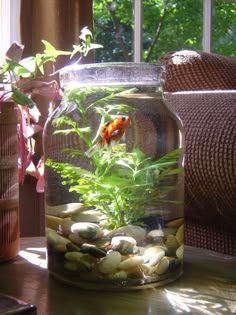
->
[0,102,19,262]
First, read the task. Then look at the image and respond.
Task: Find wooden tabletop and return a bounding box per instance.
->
[0,237,235,315]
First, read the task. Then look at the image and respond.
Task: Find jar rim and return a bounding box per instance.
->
[59,62,165,88]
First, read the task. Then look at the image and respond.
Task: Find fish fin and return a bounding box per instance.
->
[85,141,102,158]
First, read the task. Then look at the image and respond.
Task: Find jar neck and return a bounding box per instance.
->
[59,62,165,90]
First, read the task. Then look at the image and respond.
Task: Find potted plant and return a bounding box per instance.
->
[0,27,101,261]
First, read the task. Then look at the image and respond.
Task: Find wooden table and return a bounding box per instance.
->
[0,237,235,315]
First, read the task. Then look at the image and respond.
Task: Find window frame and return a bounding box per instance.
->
[133,0,215,61]
[0,0,21,62]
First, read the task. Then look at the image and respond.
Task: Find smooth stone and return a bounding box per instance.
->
[176,244,184,260]
[118,256,144,270]
[60,218,76,236]
[162,227,177,237]
[108,270,128,280]
[141,263,157,276]
[166,218,184,228]
[143,246,166,263]
[165,234,180,249]
[46,216,75,236]
[46,215,63,231]
[45,203,85,218]
[113,225,147,241]
[148,250,165,266]
[99,219,109,228]
[86,238,111,249]
[176,224,184,245]
[71,210,102,223]
[46,228,71,247]
[65,251,86,262]
[80,244,106,258]
[126,266,144,278]
[54,244,68,253]
[111,236,138,255]
[98,251,122,274]
[137,246,145,256]
[71,222,102,240]
[66,242,81,252]
[64,261,78,272]
[68,233,86,245]
[146,229,164,242]
[64,251,95,272]
[155,257,170,275]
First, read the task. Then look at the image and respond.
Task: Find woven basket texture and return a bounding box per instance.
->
[158,50,236,91]
[165,91,236,255]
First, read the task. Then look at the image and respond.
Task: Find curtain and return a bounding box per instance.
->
[19,0,93,236]
[20,0,93,124]
[20,0,93,62]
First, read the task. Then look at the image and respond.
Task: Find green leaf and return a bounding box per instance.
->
[12,89,35,108]
[102,175,131,186]
[115,159,133,171]
[53,129,76,136]
[53,126,91,136]
[34,54,50,74]
[3,60,33,78]
[41,40,71,61]
[19,57,37,75]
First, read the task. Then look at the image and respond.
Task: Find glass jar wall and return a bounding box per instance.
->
[43,63,184,290]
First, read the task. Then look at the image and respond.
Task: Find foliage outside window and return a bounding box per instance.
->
[93,0,236,62]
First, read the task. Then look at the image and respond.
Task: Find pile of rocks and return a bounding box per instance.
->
[46,203,184,288]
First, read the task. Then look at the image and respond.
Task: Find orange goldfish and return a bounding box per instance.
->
[87,116,131,156]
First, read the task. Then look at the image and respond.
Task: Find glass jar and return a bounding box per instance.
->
[43,63,184,290]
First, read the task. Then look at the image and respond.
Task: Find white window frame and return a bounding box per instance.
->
[0,0,21,63]
[203,0,213,53]
[133,0,215,61]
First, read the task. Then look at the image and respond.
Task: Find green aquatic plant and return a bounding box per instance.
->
[46,87,183,229]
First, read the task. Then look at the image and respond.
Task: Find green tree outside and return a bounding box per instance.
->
[93,0,236,62]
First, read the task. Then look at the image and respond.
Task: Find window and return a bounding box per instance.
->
[93,0,236,62]
[0,0,21,62]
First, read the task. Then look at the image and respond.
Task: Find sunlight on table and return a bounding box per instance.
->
[19,247,47,269]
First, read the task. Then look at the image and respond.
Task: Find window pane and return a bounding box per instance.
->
[93,0,133,62]
[93,0,236,61]
[93,0,203,62]
[212,0,236,57]
[142,0,203,62]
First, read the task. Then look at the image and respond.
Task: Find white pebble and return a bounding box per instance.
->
[114,225,147,241]
[111,236,138,254]
[176,224,184,245]
[148,250,165,266]
[147,229,164,240]
[165,235,180,249]
[118,256,144,270]
[98,251,121,274]
[143,246,166,262]
[155,257,169,275]
[108,270,128,280]
[176,244,184,260]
